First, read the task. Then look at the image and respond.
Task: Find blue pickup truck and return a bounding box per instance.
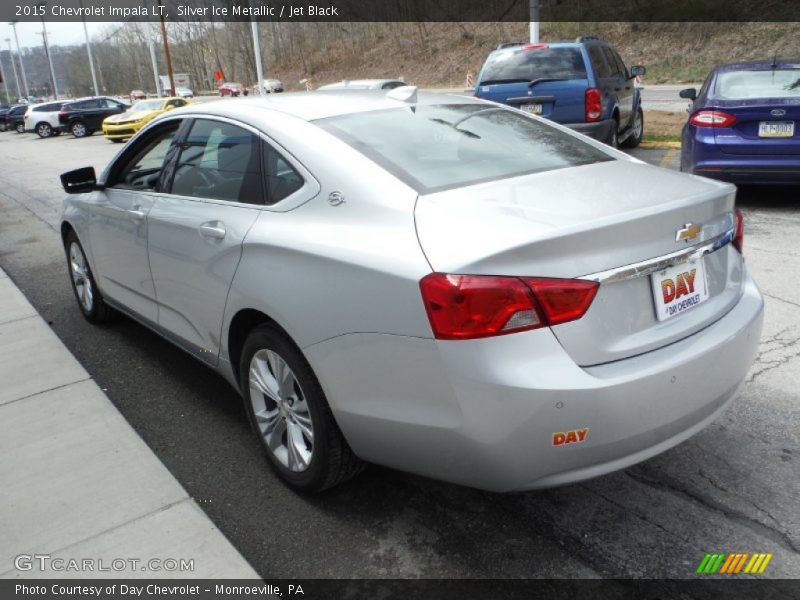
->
[474,36,646,148]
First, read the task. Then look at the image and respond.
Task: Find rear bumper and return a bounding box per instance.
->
[565,119,615,143]
[683,127,800,185]
[693,166,800,185]
[306,269,764,492]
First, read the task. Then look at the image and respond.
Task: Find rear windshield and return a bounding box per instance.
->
[480,47,587,84]
[317,104,612,193]
[714,69,800,100]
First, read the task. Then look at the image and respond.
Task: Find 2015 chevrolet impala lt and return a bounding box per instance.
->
[59,88,764,492]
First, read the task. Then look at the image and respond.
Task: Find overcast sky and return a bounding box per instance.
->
[6,21,111,51]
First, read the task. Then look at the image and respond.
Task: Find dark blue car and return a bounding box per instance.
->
[680,60,800,185]
[474,37,646,148]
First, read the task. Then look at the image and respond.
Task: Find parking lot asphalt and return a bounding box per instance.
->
[0,130,798,579]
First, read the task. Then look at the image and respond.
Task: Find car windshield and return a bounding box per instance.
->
[480,47,587,84]
[317,104,612,193]
[130,100,164,113]
[714,68,800,99]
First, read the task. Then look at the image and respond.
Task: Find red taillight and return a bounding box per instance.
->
[689,110,737,128]
[733,208,744,253]
[522,43,549,50]
[419,273,599,340]
[520,278,600,326]
[585,88,602,122]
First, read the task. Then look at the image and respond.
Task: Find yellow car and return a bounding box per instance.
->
[102,97,190,142]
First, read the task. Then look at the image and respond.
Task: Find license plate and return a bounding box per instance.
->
[521,103,543,115]
[758,121,794,137]
[651,258,709,321]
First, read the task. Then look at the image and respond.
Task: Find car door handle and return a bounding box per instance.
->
[198,222,226,240]
[126,208,146,221]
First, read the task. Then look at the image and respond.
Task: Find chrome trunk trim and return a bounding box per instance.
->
[580,227,736,285]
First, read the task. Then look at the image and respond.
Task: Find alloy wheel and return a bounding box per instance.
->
[248,349,314,472]
[69,242,94,312]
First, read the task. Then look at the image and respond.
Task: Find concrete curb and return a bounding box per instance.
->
[0,268,260,579]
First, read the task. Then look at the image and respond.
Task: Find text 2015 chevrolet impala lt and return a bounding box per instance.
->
[59,89,763,492]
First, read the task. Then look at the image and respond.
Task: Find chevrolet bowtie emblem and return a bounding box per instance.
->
[676,223,703,243]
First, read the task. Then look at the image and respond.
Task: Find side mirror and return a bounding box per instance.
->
[61,167,101,194]
[679,88,698,101]
[630,65,646,78]
[165,105,174,110]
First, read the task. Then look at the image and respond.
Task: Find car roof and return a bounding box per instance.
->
[173,90,482,122]
[712,60,800,72]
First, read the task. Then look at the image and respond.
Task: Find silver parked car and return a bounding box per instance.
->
[59,89,764,492]
[317,79,407,91]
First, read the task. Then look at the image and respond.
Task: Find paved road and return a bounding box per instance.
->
[0,131,798,579]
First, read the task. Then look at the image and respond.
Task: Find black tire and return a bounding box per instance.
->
[15,122,24,134]
[608,122,619,149]
[621,107,644,149]
[70,121,89,138]
[36,122,53,138]
[64,230,115,323]
[110,138,124,143]
[239,324,365,492]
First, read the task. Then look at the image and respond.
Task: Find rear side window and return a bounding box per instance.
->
[602,47,621,77]
[170,119,263,204]
[33,103,61,112]
[480,47,587,84]
[714,69,800,100]
[318,104,612,193]
[262,143,303,204]
[588,46,610,78]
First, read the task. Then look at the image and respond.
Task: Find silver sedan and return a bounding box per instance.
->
[59,89,764,492]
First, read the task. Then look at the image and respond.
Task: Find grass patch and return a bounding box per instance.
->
[643,133,681,143]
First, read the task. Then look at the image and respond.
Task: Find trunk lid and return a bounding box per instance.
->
[712,98,800,155]
[414,160,743,366]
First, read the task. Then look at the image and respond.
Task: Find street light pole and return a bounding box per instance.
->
[0,52,11,105]
[4,38,21,102]
[9,22,30,99]
[79,0,99,95]
[529,0,540,43]
[37,5,59,99]
[251,20,264,96]
[148,37,161,97]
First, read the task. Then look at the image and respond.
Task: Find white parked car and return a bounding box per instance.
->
[175,87,194,98]
[24,101,65,138]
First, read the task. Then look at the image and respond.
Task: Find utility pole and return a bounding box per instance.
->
[529,0,540,43]
[9,21,30,99]
[157,0,175,96]
[148,37,161,97]
[79,0,99,95]
[251,19,265,96]
[4,38,21,102]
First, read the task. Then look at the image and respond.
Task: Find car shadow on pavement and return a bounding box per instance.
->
[736,185,800,210]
